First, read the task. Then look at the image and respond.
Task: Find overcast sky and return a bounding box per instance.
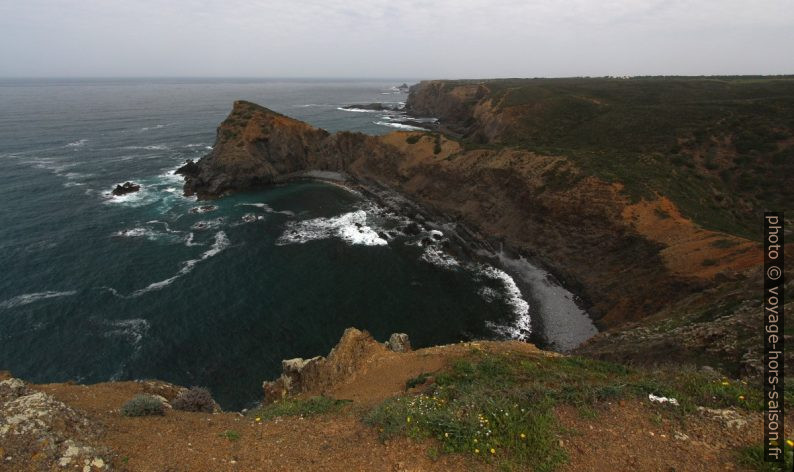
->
[0,0,792,78]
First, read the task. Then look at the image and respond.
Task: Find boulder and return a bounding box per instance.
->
[386,333,412,352]
[111,181,140,196]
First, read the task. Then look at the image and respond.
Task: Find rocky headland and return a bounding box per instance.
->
[5,78,792,471]
[177,77,790,372]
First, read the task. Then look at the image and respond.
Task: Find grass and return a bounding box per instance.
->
[736,442,794,471]
[365,350,778,471]
[247,396,351,421]
[219,430,240,441]
[405,372,431,391]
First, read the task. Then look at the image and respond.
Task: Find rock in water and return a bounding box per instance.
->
[387,333,412,352]
[111,181,140,196]
[175,159,200,177]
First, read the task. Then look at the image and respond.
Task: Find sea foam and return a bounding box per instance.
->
[0,291,78,310]
[277,210,387,246]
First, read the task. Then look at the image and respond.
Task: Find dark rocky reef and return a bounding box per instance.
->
[111,181,140,196]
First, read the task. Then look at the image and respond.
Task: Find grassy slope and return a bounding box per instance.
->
[441,77,794,239]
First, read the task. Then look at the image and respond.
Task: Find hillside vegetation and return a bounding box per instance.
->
[409,77,794,239]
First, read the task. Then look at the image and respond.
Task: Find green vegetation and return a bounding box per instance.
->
[406,134,422,144]
[405,372,431,391]
[121,394,166,417]
[736,442,794,471]
[248,396,351,421]
[219,430,240,442]
[365,350,776,470]
[437,77,794,239]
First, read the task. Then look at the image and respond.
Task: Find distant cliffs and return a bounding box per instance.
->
[179,80,769,366]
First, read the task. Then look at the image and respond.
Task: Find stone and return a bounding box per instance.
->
[386,333,412,353]
[111,181,140,196]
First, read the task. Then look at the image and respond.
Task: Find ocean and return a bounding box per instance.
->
[0,78,595,409]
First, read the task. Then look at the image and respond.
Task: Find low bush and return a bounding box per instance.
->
[172,386,215,413]
[248,396,350,421]
[121,394,165,417]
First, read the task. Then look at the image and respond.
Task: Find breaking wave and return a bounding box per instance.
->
[277,210,387,246]
[0,291,78,310]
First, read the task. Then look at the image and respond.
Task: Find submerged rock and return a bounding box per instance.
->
[111,181,140,196]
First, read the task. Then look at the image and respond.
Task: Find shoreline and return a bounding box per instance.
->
[250,171,599,352]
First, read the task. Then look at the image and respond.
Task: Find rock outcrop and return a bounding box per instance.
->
[0,377,111,471]
[262,328,388,404]
[111,181,140,196]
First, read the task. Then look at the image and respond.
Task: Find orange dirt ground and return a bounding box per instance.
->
[19,341,769,472]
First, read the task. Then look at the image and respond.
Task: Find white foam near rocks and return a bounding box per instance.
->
[0,291,77,310]
[277,210,387,246]
[420,246,460,268]
[479,266,532,341]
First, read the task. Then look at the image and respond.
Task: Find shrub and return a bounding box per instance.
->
[248,396,350,421]
[406,134,422,144]
[172,386,216,413]
[121,394,165,417]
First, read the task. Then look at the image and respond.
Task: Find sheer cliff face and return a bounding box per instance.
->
[181,88,762,330]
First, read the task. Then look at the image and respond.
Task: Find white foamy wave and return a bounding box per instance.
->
[191,218,224,231]
[65,139,88,148]
[189,205,217,214]
[113,227,151,238]
[128,231,230,297]
[337,107,380,113]
[479,266,531,341]
[122,144,169,151]
[277,210,387,246]
[373,121,427,131]
[420,246,460,268]
[103,318,150,346]
[184,143,208,148]
[236,203,295,216]
[183,232,203,247]
[140,124,167,132]
[0,291,77,310]
[478,287,500,303]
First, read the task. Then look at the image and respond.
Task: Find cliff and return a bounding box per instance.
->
[179,79,781,347]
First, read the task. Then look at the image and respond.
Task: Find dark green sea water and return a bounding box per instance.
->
[0,79,536,409]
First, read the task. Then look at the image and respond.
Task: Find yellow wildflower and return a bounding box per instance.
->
[787,439,794,448]
[721,380,729,386]
[738,395,745,401]
[444,432,449,438]
[255,417,261,422]
[520,433,526,439]
[490,448,496,454]
[474,449,480,454]
[406,416,411,423]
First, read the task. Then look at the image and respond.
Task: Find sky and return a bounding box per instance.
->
[0,0,792,78]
